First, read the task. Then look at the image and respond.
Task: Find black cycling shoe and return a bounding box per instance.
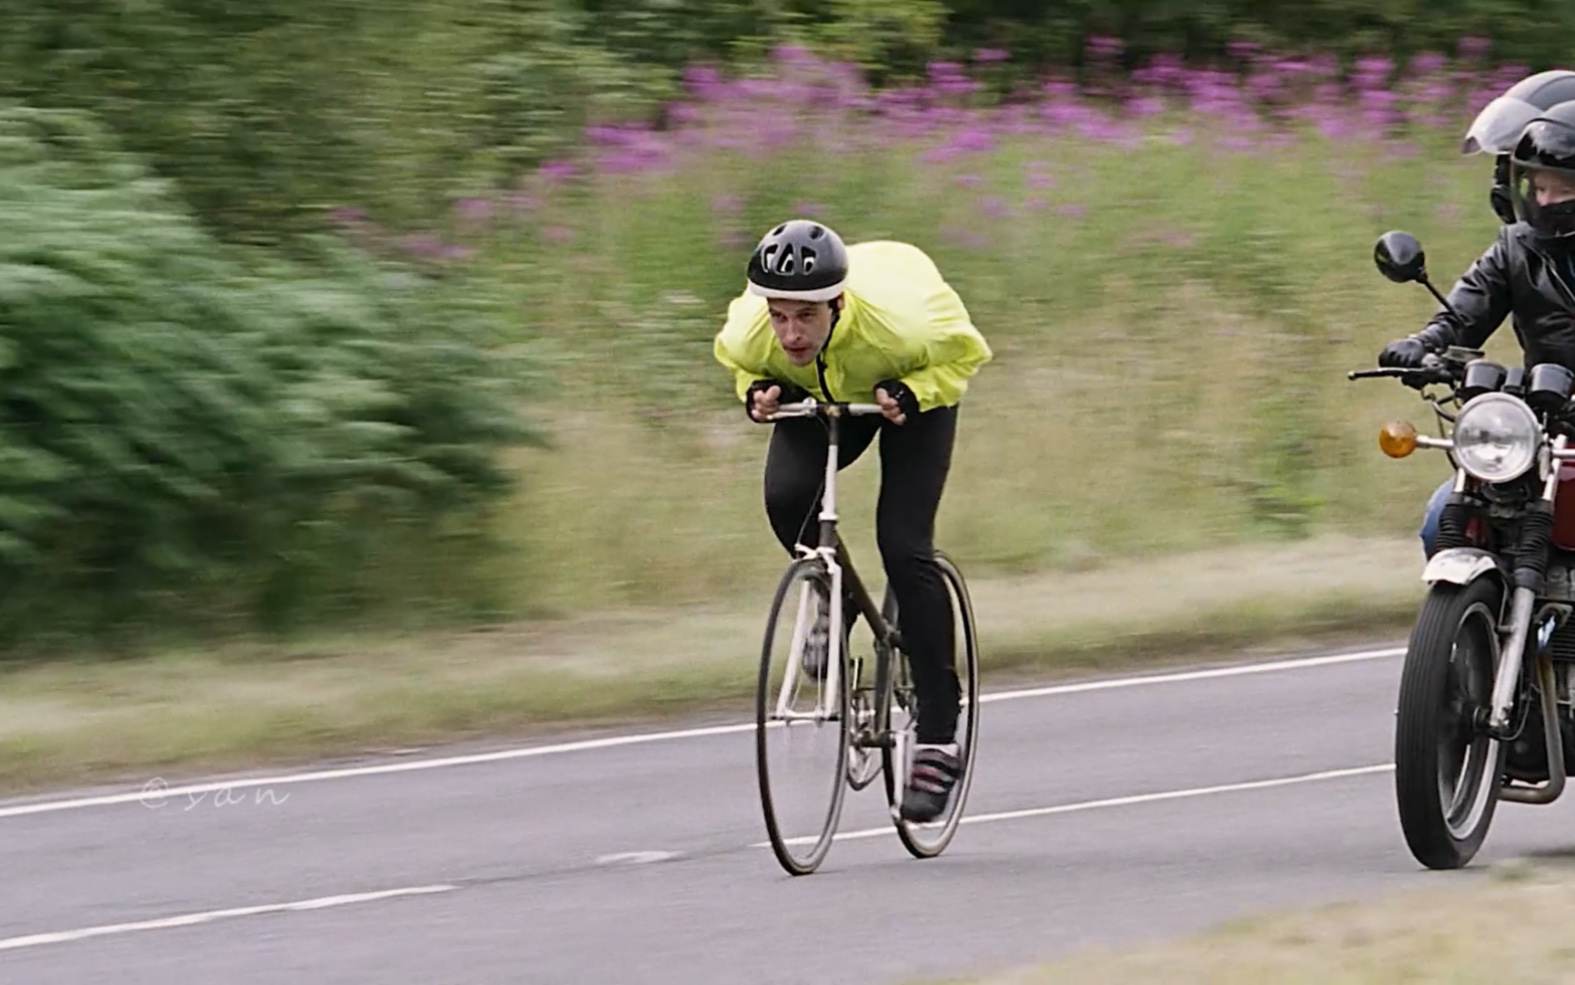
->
[899,744,961,823]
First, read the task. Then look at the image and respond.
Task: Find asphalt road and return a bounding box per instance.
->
[6,641,1575,984]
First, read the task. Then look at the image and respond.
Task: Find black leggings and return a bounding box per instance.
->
[762,404,960,744]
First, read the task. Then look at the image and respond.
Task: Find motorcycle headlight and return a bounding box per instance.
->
[1452,392,1542,482]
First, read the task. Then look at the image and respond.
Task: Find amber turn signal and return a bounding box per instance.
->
[1378,420,1418,458]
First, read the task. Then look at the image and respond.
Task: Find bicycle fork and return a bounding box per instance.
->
[772,412,848,726]
[770,567,845,726]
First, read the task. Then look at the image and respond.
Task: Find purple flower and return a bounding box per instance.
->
[942,224,991,249]
[950,126,995,152]
[537,159,576,182]
[919,144,962,164]
[1127,95,1167,117]
[682,65,727,101]
[927,61,966,82]
[401,233,444,258]
[454,197,493,223]
[1085,35,1123,57]
[1458,36,1491,58]
[772,44,813,64]
[1353,56,1393,80]
[974,48,1010,63]
[1317,114,1354,139]
[1411,52,1446,76]
[978,195,1011,217]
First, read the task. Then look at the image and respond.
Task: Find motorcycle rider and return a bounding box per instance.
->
[1379,97,1575,557]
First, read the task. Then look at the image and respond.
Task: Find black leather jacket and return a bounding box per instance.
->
[1411,223,1575,369]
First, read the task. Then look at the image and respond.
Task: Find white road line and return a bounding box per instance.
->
[0,884,457,953]
[0,645,1404,821]
[758,763,1397,847]
[977,647,1405,704]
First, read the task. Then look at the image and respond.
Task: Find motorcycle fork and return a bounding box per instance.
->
[1492,437,1570,804]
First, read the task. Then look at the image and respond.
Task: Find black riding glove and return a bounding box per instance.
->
[1378,337,1429,369]
[744,379,810,422]
[873,378,920,421]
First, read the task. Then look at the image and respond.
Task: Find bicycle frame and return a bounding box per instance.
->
[764,397,905,744]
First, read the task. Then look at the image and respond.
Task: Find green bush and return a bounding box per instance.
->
[0,103,542,648]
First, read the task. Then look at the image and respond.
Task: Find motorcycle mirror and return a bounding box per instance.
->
[1374,230,1427,284]
[1373,229,1465,322]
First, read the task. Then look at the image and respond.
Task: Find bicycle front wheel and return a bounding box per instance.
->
[756,556,851,876]
[881,549,981,858]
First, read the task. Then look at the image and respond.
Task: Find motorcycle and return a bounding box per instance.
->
[1353,230,1575,870]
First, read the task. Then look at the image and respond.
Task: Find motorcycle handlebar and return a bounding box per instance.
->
[1346,354,1456,387]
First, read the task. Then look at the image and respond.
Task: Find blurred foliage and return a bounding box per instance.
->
[0,101,542,648]
[0,0,1560,651]
[0,0,1560,246]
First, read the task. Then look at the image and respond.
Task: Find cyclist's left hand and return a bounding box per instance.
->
[874,386,907,425]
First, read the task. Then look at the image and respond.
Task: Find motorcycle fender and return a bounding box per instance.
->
[1422,547,1506,587]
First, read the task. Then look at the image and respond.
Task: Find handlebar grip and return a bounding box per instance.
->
[1347,352,1453,383]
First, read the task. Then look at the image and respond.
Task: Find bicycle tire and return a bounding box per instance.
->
[755,556,851,876]
[880,549,981,858]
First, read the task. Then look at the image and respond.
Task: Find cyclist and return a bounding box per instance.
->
[1379,99,1575,557]
[714,218,992,823]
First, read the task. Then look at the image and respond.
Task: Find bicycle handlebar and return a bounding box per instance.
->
[763,398,887,421]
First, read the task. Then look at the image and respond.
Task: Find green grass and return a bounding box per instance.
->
[955,854,1575,984]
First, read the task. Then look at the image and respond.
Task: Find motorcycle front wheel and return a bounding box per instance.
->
[1393,577,1508,870]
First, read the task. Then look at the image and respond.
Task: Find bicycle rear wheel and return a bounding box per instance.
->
[880,549,981,858]
[756,556,851,876]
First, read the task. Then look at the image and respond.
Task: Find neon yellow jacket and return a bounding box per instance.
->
[713,240,993,411]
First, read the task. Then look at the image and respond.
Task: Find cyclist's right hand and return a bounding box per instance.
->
[746,380,782,421]
[1377,337,1428,369]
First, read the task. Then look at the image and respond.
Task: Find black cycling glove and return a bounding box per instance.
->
[744,379,809,422]
[874,378,920,421]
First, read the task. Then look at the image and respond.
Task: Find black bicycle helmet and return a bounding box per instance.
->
[1461,69,1575,223]
[745,220,849,302]
[1509,99,1575,240]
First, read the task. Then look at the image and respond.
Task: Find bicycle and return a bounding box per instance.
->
[753,396,981,876]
